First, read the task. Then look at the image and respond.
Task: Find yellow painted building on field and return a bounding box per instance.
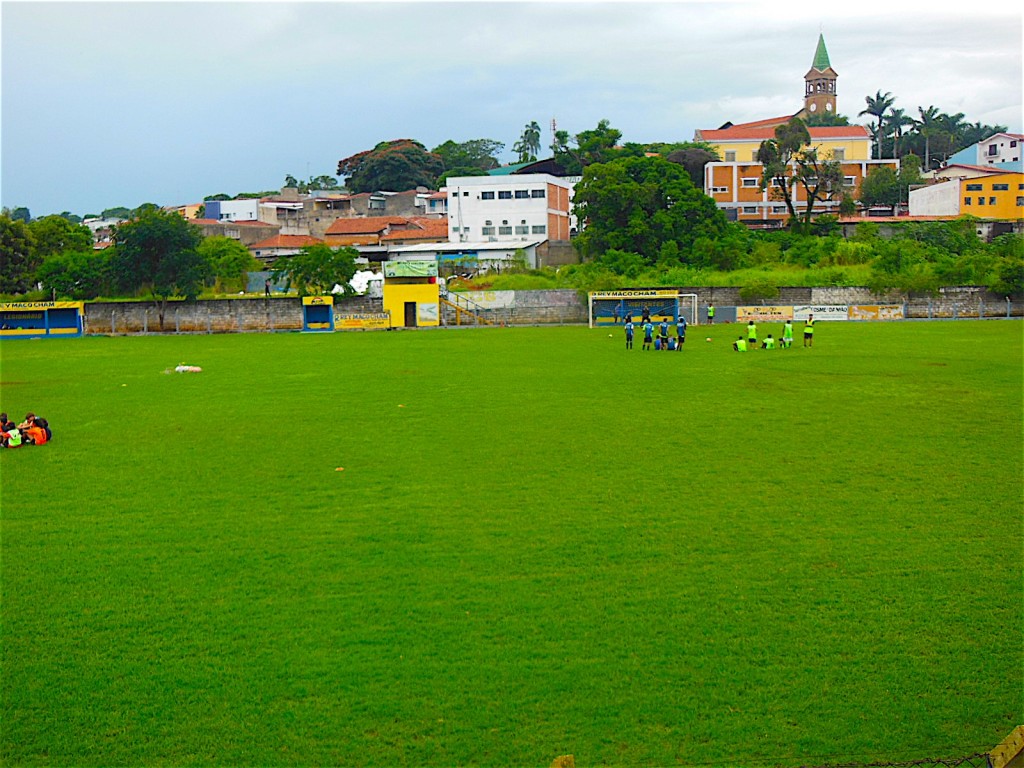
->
[382,261,441,328]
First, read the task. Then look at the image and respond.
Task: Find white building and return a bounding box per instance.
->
[944,133,1024,172]
[205,199,260,222]
[444,174,576,246]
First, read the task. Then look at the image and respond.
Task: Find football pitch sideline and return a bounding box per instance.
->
[1,320,1021,767]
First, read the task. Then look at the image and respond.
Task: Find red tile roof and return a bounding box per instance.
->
[699,125,870,142]
[380,217,449,241]
[724,115,797,130]
[248,235,323,249]
[325,216,410,235]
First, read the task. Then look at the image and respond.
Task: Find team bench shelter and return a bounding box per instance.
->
[0,301,85,338]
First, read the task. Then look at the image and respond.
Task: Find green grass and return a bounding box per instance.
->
[1,321,1021,767]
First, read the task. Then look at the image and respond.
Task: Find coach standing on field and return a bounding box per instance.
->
[804,314,815,347]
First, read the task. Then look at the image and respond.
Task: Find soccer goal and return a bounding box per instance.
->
[588,291,699,327]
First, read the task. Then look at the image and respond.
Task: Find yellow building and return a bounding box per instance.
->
[382,261,440,328]
[960,173,1024,219]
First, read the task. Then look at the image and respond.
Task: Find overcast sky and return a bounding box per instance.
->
[2,0,1021,217]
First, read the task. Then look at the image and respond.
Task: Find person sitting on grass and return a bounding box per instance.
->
[2,421,23,448]
[762,334,776,350]
[18,413,50,446]
[733,336,747,352]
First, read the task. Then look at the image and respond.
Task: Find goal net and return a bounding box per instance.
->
[589,291,698,328]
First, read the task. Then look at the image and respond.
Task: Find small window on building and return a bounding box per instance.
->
[463,191,469,196]
[844,176,856,186]
[501,220,508,225]
[993,184,1009,191]
[1016,197,1024,206]
[531,225,546,234]
[978,197,986,205]
[482,226,495,235]
[725,151,736,162]
[481,191,495,200]
[742,206,758,214]
[711,186,729,194]
[485,220,492,226]
[498,190,512,199]
[1012,140,1018,147]
[966,184,983,191]
[515,225,529,234]
[832,149,845,161]
[964,197,972,206]
[988,144,999,156]
[498,226,513,235]
[989,197,997,205]
[514,190,529,199]
[531,189,545,198]
[741,178,758,187]
[451,192,458,198]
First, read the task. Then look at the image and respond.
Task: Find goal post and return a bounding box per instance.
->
[588,290,698,328]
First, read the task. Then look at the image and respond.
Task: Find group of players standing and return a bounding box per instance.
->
[622,306,687,351]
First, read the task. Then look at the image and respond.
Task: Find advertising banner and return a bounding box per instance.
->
[793,304,849,321]
[385,261,438,278]
[0,301,84,311]
[337,313,391,330]
[452,290,515,309]
[736,305,794,322]
[590,290,680,299]
[848,304,905,320]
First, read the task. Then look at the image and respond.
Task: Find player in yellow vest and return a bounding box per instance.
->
[733,336,747,352]
[781,320,794,349]
[804,315,815,347]
[762,334,776,350]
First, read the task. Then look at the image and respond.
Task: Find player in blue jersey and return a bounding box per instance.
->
[642,321,654,350]
[676,314,687,350]
[624,320,634,349]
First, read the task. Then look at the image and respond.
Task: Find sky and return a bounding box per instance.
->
[2,0,1022,218]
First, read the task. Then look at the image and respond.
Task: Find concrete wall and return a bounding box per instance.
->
[909,179,960,216]
[80,286,1022,335]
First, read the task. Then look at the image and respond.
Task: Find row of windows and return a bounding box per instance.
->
[451,189,546,200]
[448,225,544,234]
[724,149,847,162]
[965,183,1015,191]
[963,196,1024,206]
[736,176,857,188]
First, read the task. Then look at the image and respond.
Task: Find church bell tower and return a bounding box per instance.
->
[803,33,837,117]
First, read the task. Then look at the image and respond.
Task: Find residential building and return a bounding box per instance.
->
[444,173,576,245]
[945,133,1024,172]
[205,199,260,222]
[192,219,281,247]
[247,234,324,265]
[323,216,426,248]
[910,171,1024,230]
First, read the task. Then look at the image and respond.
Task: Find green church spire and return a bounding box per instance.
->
[812,33,831,70]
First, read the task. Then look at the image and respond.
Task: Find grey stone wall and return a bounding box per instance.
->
[81,287,1022,335]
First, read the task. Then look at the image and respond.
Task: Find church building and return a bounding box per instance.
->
[694,35,897,227]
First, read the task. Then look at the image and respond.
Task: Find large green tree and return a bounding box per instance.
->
[757,117,845,230]
[28,215,93,260]
[552,119,622,175]
[337,140,444,193]
[36,249,111,300]
[272,244,359,296]
[198,236,262,292]
[109,208,208,328]
[432,139,504,172]
[571,155,732,265]
[0,214,38,294]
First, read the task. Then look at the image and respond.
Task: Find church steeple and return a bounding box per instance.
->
[804,33,837,117]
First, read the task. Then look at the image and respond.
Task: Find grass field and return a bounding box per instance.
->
[1,320,1021,767]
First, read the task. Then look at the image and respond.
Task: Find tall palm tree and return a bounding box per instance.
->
[886,107,914,159]
[914,106,942,171]
[859,90,895,158]
[513,121,543,163]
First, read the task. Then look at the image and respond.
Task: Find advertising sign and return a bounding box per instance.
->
[793,305,849,321]
[337,313,391,330]
[736,305,794,322]
[848,305,905,320]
